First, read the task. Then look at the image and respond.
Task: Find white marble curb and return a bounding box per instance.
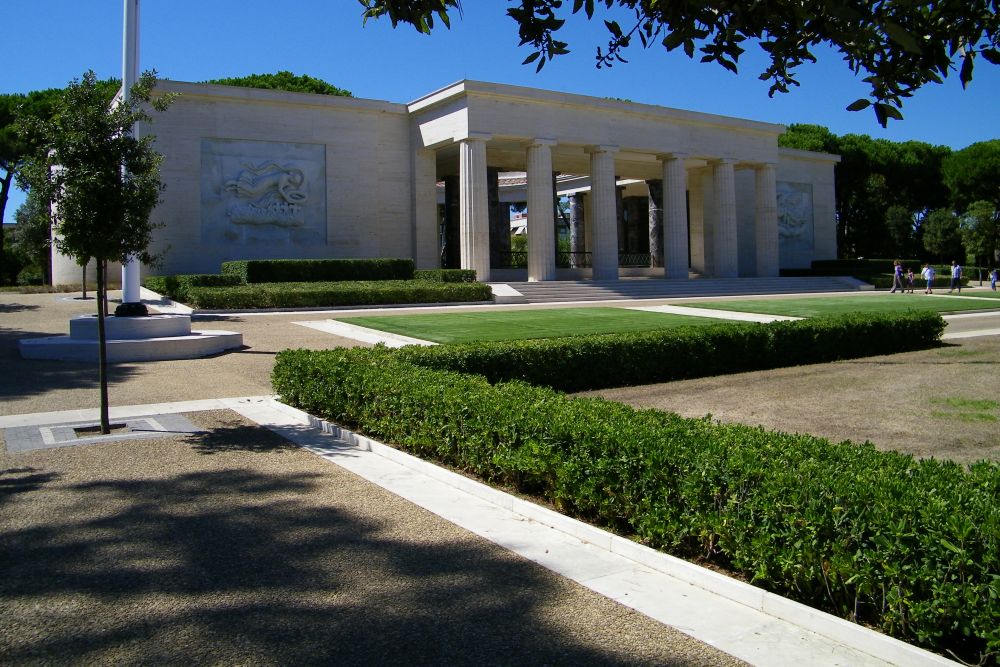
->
[292,319,436,347]
[249,399,953,667]
[628,304,802,323]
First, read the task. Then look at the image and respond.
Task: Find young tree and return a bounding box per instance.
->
[922,209,965,263]
[18,70,172,433]
[360,0,1000,125]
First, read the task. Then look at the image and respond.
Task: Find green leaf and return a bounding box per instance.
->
[846,98,872,112]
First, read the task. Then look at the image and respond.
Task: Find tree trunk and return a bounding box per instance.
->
[82,264,87,299]
[96,260,110,434]
[0,170,13,285]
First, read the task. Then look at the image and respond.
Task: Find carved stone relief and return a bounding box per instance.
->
[201,139,326,245]
[776,181,813,266]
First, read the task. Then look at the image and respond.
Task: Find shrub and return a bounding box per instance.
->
[185,280,492,309]
[143,273,245,301]
[16,265,44,286]
[414,269,478,283]
[221,258,415,283]
[272,334,998,663]
[392,312,944,392]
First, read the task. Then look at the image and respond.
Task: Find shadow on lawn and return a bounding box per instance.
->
[0,442,681,666]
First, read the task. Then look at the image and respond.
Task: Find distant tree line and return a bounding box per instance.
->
[780,125,1000,266]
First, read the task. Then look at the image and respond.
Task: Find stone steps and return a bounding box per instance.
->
[495,277,870,304]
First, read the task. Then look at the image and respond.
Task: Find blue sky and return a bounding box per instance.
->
[4,1,999,224]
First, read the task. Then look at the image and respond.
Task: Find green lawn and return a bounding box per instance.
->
[682,294,1000,318]
[340,307,728,344]
[951,289,1000,299]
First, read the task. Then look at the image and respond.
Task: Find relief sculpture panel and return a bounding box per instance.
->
[201,139,326,245]
[776,181,814,267]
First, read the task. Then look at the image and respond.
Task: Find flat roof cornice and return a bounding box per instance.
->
[154,79,408,114]
[408,79,785,135]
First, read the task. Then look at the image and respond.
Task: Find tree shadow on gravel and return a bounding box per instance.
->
[0,303,40,313]
[183,424,300,455]
[0,464,705,666]
[0,466,62,506]
[0,324,141,400]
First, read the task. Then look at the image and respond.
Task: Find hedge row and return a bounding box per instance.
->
[220,258,416,283]
[393,311,945,392]
[272,338,998,663]
[143,273,244,301]
[413,269,478,283]
[184,280,492,309]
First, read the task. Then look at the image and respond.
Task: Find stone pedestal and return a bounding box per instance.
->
[19,314,243,362]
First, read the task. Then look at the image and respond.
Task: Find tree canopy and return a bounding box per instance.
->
[205,71,352,97]
[360,0,1000,126]
[0,88,60,284]
[941,139,1000,212]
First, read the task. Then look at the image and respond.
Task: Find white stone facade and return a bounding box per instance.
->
[51,80,840,283]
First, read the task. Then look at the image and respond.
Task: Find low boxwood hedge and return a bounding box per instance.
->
[272,315,997,662]
[221,258,415,283]
[143,273,245,301]
[185,280,492,309]
[414,269,478,283]
[393,311,945,392]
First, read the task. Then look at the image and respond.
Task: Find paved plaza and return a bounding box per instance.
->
[3,289,992,665]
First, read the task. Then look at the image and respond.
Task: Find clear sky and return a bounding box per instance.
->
[4,1,999,224]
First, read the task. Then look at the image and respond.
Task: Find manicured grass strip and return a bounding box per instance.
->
[339,307,728,344]
[683,294,1000,318]
[950,290,1000,299]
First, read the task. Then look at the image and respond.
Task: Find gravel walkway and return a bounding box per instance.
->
[1,292,744,665]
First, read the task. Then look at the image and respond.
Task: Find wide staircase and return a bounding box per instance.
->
[495,276,870,304]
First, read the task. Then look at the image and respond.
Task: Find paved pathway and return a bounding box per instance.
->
[0,289,973,665]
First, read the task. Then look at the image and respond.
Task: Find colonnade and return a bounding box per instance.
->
[449,136,780,282]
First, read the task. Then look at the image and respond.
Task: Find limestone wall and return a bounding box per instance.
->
[143,81,413,276]
[776,148,840,269]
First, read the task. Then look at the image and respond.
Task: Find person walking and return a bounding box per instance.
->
[890,260,904,293]
[948,260,962,293]
[991,267,998,291]
[921,263,936,294]
[906,266,915,293]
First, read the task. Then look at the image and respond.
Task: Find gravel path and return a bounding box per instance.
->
[1,292,744,665]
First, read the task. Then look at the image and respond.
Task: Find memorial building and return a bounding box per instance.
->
[52,79,840,284]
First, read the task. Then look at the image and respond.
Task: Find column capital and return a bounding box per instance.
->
[457,131,492,144]
[587,144,619,155]
[753,161,778,170]
[657,152,689,162]
[708,157,738,166]
[528,137,558,148]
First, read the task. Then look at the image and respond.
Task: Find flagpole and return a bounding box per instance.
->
[118,0,144,314]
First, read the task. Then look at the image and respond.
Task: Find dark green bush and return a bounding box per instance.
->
[143,273,245,300]
[16,265,44,286]
[272,341,997,663]
[414,269,478,283]
[185,280,492,309]
[392,312,944,392]
[221,258,415,283]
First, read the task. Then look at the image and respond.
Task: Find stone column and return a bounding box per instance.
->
[662,154,689,279]
[569,192,585,268]
[459,134,491,281]
[646,179,663,268]
[589,145,619,280]
[711,158,739,278]
[527,138,557,281]
[755,163,780,277]
[615,184,625,252]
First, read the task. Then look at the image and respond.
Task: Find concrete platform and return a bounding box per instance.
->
[19,313,243,362]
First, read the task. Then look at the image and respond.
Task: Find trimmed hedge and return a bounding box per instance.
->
[185,280,492,309]
[221,258,415,283]
[393,311,945,392]
[272,327,997,663]
[414,269,478,283]
[143,273,244,301]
